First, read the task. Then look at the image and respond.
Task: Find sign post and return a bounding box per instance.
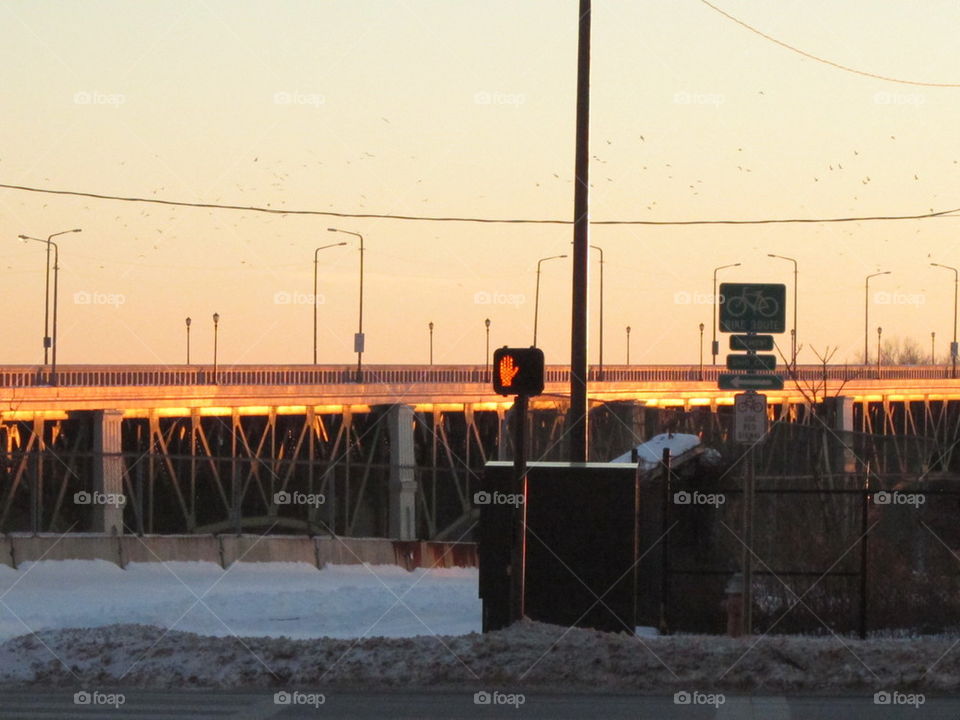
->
[492,347,545,624]
[718,282,786,636]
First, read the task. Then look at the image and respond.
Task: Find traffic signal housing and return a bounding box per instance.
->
[492,347,545,397]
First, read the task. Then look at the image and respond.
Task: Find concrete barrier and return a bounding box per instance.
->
[9,533,122,567]
[221,535,318,567]
[0,536,13,568]
[315,537,397,567]
[1,534,478,570]
[119,535,221,566]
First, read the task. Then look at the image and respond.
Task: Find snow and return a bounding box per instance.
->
[611,432,702,467]
[0,560,956,691]
[1,619,958,692]
[0,560,480,642]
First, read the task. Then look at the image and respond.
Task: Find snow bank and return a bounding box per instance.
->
[1,620,957,692]
[0,560,479,642]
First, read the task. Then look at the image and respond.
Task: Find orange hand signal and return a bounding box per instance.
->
[498,354,520,387]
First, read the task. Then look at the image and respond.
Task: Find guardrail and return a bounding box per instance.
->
[0,364,954,388]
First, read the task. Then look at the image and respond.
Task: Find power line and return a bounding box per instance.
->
[698,0,960,88]
[1,182,958,226]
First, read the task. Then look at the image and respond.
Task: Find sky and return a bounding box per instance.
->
[2,0,960,368]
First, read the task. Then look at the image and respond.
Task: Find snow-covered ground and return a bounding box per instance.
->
[2,619,959,692]
[0,560,956,692]
[0,560,480,642]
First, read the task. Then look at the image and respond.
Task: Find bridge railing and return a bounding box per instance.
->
[0,364,953,388]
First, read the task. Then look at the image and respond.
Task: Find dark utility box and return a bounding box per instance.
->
[479,461,640,634]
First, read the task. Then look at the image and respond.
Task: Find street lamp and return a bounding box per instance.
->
[877,326,883,378]
[212,312,220,384]
[626,326,631,365]
[699,322,705,380]
[185,317,192,364]
[428,321,434,365]
[930,263,958,379]
[932,331,936,366]
[592,244,605,380]
[864,271,891,364]
[533,254,567,346]
[484,318,491,378]
[313,241,347,364]
[18,228,81,384]
[768,254,798,368]
[712,263,741,365]
[328,228,364,382]
[574,242,605,378]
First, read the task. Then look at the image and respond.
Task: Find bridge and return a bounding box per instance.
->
[0,364,958,541]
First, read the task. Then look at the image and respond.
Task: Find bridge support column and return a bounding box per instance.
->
[832,396,856,473]
[92,409,125,535]
[387,404,417,540]
[497,407,509,461]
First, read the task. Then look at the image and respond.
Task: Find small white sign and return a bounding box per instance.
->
[734,392,767,443]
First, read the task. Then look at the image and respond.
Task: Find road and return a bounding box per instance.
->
[0,690,958,719]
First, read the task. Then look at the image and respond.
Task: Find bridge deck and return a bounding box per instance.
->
[2,364,959,416]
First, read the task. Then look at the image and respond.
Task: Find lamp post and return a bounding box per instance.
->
[533,254,567,346]
[864,271,891,365]
[428,321,434,365]
[212,312,220,384]
[185,317,192,364]
[592,244,604,380]
[328,228,364,382]
[876,326,883,378]
[932,331,936,365]
[573,242,605,378]
[626,326,631,365]
[313,241,347,364]
[930,263,958,379]
[699,322,705,380]
[712,263,741,365]
[19,229,81,384]
[484,318,491,378]
[768,254,798,368]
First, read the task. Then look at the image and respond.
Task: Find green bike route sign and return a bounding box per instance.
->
[719,283,786,334]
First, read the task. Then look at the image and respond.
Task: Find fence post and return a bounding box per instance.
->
[859,470,870,639]
[659,447,671,634]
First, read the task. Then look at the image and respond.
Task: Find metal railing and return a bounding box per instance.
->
[0,364,955,389]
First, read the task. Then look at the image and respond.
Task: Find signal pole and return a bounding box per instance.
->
[570,0,592,462]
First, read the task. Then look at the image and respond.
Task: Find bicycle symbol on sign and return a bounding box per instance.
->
[725,287,779,318]
[738,393,766,412]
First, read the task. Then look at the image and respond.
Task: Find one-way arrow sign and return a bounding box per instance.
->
[718,373,784,391]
